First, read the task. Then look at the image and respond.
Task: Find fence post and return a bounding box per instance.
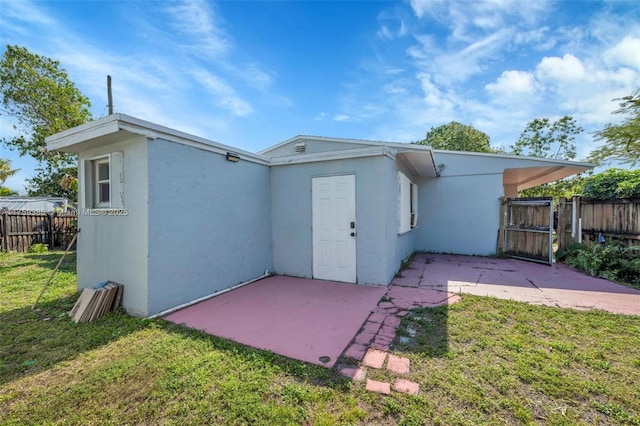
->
[571,195,581,245]
[498,197,505,253]
[48,212,54,249]
[1,210,7,252]
[557,197,566,253]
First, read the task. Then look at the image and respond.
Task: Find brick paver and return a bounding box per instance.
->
[366,379,391,394]
[387,354,410,374]
[393,379,420,395]
[362,348,387,369]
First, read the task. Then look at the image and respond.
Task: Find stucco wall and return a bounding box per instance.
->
[271,155,399,285]
[394,157,418,270]
[146,139,272,316]
[264,139,372,158]
[76,136,149,317]
[415,152,504,255]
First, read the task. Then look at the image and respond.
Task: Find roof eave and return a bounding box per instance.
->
[45,114,270,165]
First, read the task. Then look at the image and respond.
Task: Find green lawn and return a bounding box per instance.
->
[1,252,639,425]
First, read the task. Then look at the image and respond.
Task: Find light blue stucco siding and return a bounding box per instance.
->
[271,156,387,284]
[394,157,417,269]
[146,139,272,316]
[415,152,504,255]
[76,136,149,317]
[264,139,373,158]
[271,155,402,285]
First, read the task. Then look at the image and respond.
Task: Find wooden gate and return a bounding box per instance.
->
[500,197,554,265]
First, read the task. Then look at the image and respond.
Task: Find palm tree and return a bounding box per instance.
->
[0,158,19,185]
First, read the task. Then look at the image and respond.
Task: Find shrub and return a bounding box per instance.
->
[564,243,640,288]
[28,243,49,253]
[582,168,640,200]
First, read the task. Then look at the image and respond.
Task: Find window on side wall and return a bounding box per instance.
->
[94,158,110,207]
[84,152,124,209]
[398,171,418,234]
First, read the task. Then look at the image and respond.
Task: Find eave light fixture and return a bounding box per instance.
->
[226,152,240,162]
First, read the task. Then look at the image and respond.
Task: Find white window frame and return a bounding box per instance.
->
[82,152,124,210]
[398,171,418,234]
[94,157,110,208]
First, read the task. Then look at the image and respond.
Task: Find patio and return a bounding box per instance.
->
[399,253,640,316]
[164,275,386,367]
[165,254,640,368]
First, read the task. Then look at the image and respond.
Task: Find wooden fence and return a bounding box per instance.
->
[0,209,77,253]
[557,196,640,252]
[499,197,554,264]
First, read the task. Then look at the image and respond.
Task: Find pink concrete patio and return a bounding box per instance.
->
[165,253,640,370]
[398,253,640,316]
[164,276,386,367]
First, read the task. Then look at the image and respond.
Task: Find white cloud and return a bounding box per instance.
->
[486,70,536,95]
[410,28,513,85]
[191,69,253,116]
[536,54,587,83]
[409,0,549,43]
[0,0,55,30]
[408,0,444,19]
[384,82,408,95]
[604,36,640,70]
[164,0,232,57]
[334,114,352,122]
[314,112,327,122]
[513,27,556,50]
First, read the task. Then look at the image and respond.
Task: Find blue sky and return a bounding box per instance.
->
[1,0,639,193]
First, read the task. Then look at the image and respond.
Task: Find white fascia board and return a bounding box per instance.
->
[46,114,122,152]
[115,117,269,165]
[269,146,395,166]
[259,134,431,155]
[432,148,594,168]
[46,114,269,165]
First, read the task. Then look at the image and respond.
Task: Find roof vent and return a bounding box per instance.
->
[294,142,306,154]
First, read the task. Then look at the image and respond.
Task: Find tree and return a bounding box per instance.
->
[414,121,496,153]
[0,45,92,199]
[589,89,640,167]
[518,175,589,199]
[26,164,77,199]
[0,158,18,185]
[0,158,19,196]
[582,168,640,200]
[511,116,582,160]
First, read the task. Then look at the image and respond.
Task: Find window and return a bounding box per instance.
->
[94,158,110,207]
[398,172,418,234]
[84,152,123,209]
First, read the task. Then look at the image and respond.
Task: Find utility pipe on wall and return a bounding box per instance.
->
[571,197,577,239]
[148,270,272,319]
[578,218,582,244]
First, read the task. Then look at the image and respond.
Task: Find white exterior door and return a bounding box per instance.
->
[312,175,356,283]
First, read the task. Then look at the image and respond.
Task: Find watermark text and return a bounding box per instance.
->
[82,208,129,216]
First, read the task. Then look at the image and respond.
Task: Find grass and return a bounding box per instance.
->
[1,252,640,425]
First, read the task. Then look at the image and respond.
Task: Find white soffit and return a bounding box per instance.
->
[396,151,438,177]
[504,164,592,191]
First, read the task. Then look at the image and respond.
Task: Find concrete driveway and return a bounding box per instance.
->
[394,253,640,316]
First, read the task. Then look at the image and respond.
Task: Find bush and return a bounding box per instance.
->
[564,243,640,288]
[582,168,640,200]
[28,243,48,253]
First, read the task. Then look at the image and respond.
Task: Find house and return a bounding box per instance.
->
[46,114,592,317]
[0,197,75,213]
